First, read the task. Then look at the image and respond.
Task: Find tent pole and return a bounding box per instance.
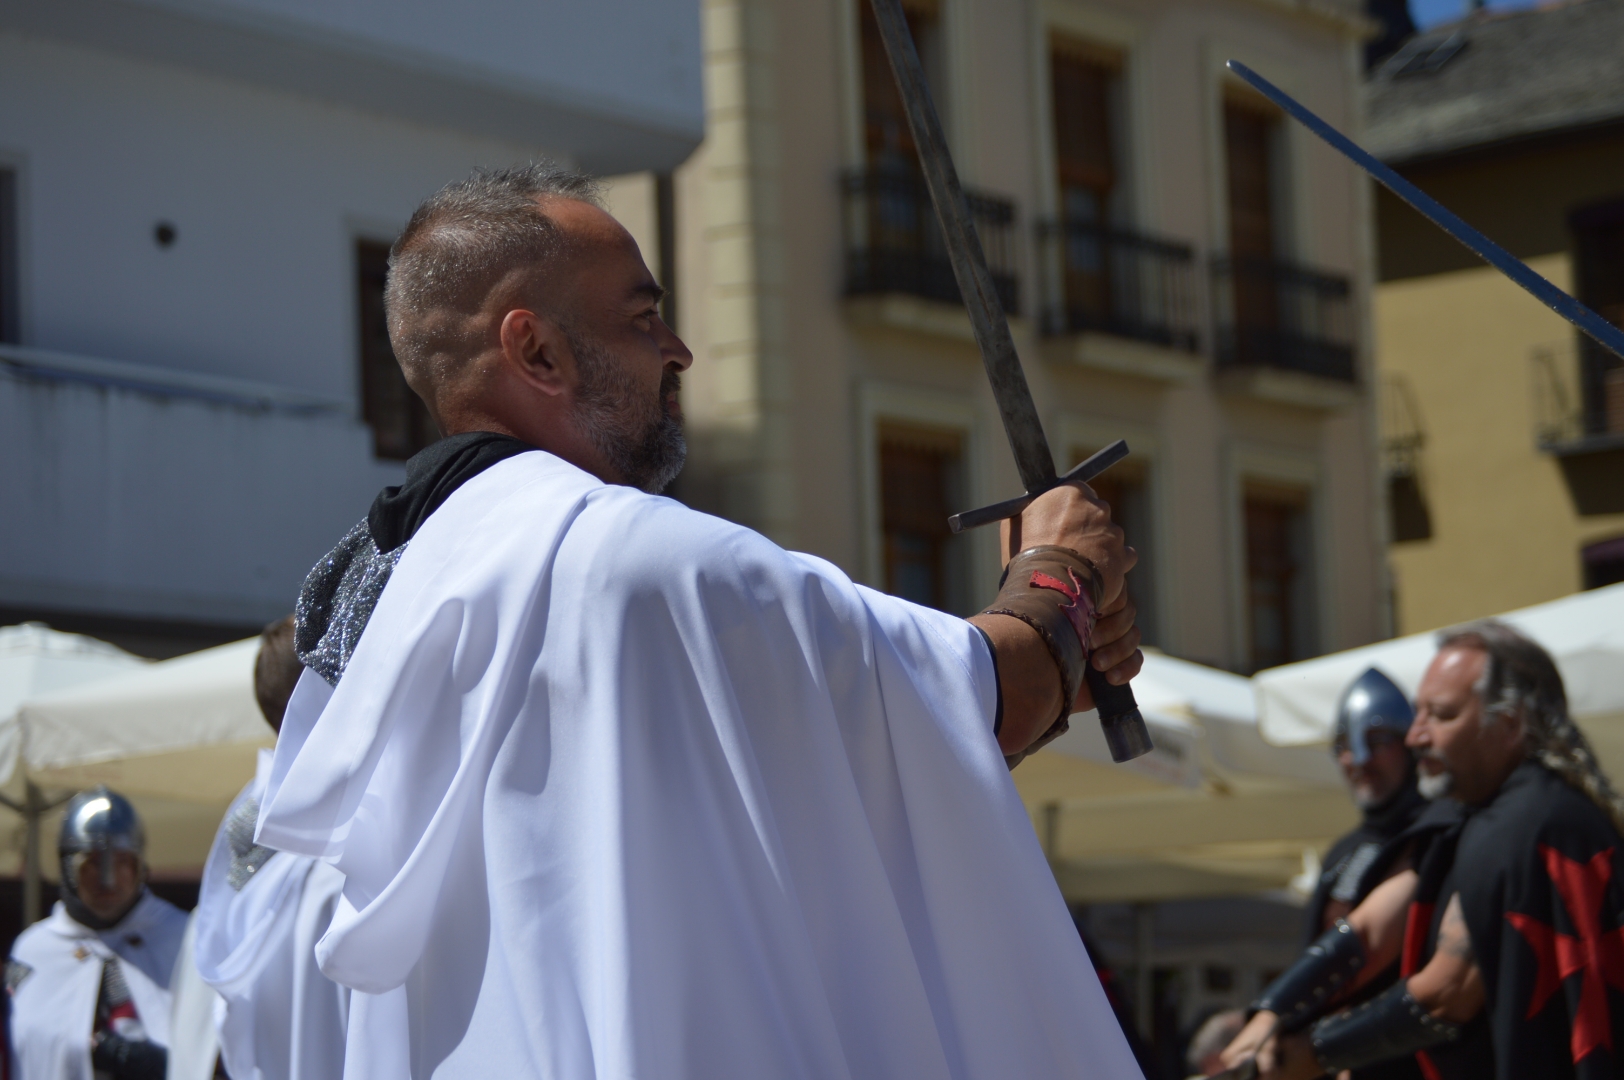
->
[1132,902,1154,1042]
[23,781,41,926]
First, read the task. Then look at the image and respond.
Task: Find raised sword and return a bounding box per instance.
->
[867,0,1152,763]
[1226,60,1624,362]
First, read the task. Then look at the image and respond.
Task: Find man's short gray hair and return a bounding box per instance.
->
[384,162,602,388]
[1438,619,1624,832]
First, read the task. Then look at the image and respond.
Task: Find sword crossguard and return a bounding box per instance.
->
[949,439,1153,763]
[948,440,1131,534]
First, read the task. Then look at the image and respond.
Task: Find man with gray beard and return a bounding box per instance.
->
[1221,621,1624,1080]
[257,164,1148,1078]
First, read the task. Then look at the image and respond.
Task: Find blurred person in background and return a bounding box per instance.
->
[1185,1009,1244,1078]
[1307,669,1426,942]
[1223,620,1624,1079]
[7,789,187,1080]
[182,616,348,1080]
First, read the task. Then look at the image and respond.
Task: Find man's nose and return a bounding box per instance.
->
[658,320,694,372]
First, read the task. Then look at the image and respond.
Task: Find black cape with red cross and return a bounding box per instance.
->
[1406,761,1624,1080]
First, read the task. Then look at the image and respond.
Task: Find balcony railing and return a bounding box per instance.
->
[1211,256,1355,381]
[1531,338,1624,516]
[1035,219,1199,350]
[841,167,1019,315]
[1532,338,1624,451]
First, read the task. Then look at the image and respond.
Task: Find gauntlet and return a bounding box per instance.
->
[980,545,1103,769]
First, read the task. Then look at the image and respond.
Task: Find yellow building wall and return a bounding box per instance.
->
[1376,254,1624,633]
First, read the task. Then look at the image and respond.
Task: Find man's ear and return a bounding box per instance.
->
[500,308,571,398]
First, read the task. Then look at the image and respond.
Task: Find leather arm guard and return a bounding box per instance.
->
[1310,983,1461,1073]
[1251,919,1366,1032]
[979,545,1103,769]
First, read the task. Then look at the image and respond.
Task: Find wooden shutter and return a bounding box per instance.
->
[879,423,960,610]
[356,239,438,461]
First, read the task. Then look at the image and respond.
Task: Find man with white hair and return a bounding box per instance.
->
[1222,619,1624,1079]
[256,162,1148,1078]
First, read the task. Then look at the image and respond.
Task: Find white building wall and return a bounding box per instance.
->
[0,22,700,637]
[0,365,396,626]
[0,31,557,399]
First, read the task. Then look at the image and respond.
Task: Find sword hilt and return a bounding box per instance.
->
[948,440,1130,534]
[951,439,1152,762]
[1089,671,1152,763]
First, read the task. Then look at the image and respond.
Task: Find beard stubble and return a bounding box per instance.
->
[569,327,688,494]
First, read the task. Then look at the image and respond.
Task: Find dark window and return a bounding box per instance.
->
[1214,93,1352,380]
[1224,95,1281,262]
[880,425,963,612]
[655,172,678,332]
[1570,201,1624,437]
[356,239,438,461]
[1051,38,1120,228]
[0,168,17,345]
[1244,484,1316,672]
[861,0,943,170]
[1077,452,1157,647]
[1225,94,1283,349]
[1050,39,1124,332]
[1583,536,1624,590]
[847,6,1021,316]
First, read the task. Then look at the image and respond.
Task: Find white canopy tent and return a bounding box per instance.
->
[2,631,272,922]
[0,624,152,921]
[1255,584,1624,777]
[1013,651,1356,904]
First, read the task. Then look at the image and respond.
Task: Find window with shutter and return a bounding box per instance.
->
[356,238,438,461]
[879,423,962,611]
[1243,483,1315,672]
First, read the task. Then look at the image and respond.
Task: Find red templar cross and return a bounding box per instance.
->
[1507,845,1624,1063]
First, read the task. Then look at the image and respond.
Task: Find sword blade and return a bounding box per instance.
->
[869,0,1056,492]
[1227,60,1624,362]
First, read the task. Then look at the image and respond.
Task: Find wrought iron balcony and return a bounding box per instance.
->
[841,167,1018,315]
[1211,256,1355,381]
[1035,220,1199,351]
[1530,338,1624,516]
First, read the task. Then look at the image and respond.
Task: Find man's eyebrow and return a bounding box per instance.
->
[631,283,667,306]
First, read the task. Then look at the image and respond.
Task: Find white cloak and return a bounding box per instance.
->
[193,751,349,1080]
[165,915,220,1080]
[259,451,1141,1079]
[9,892,187,1080]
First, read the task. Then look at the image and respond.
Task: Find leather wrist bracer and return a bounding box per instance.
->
[980,545,1104,768]
[1251,919,1366,1032]
[1310,983,1461,1073]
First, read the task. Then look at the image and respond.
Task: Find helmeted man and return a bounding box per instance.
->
[256,163,1148,1077]
[1293,668,1428,1080]
[7,788,187,1080]
[1222,620,1624,1079]
[1306,667,1427,941]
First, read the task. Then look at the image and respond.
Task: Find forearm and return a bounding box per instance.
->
[1405,893,1486,1024]
[1342,867,1418,992]
[967,614,1064,757]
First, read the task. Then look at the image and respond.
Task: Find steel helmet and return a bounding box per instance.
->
[1332,668,1415,765]
[58,785,145,891]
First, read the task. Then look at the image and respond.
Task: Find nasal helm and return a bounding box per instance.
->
[1332,668,1415,765]
[59,785,146,897]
